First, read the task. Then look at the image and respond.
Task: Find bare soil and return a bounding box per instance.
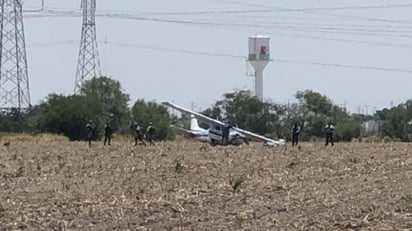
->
[0,140,411,230]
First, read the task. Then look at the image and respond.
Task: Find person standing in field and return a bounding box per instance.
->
[86,120,93,148]
[325,122,335,146]
[221,122,232,145]
[146,122,156,146]
[291,122,301,146]
[103,123,113,146]
[133,123,146,146]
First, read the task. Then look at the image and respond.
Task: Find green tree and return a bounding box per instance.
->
[379,100,412,141]
[202,90,286,138]
[202,106,223,121]
[80,76,131,134]
[131,99,173,140]
[293,90,351,140]
[29,94,102,140]
[296,90,333,116]
[334,119,362,142]
[0,109,31,132]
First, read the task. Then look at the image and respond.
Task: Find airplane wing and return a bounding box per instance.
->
[162,101,285,146]
[162,101,225,126]
[231,127,285,146]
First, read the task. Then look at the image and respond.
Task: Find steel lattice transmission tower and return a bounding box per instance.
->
[74,0,101,94]
[0,0,30,110]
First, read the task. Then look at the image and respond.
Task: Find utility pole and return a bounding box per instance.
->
[74,0,101,94]
[0,0,30,111]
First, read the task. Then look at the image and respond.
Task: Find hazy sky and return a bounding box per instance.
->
[20,0,412,114]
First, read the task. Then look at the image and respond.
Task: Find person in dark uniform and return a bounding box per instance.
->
[325,122,335,146]
[291,122,301,146]
[221,122,232,145]
[133,123,146,146]
[103,123,113,146]
[85,120,93,148]
[146,122,156,146]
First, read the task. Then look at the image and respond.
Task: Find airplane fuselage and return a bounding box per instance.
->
[208,124,246,146]
[184,114,246,146]
[190,129,245,146]
[189,130,211,143]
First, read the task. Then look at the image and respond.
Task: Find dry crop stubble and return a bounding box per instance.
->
[0,140,411,230]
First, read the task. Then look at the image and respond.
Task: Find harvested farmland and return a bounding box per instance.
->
[0,141,411,230]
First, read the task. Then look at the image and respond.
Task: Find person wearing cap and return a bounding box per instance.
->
[146,122,156,146]
[85,120,93,147]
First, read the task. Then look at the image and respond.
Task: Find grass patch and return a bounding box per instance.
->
[0,133,68,142]
[230,176,245,192]
[174,159,185,173]
[402,194,412,205]
[111,133,134,142]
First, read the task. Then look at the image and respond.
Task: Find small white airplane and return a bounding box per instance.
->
[170,114,247,146]
[163,101,285,147]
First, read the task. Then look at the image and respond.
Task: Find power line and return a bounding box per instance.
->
[24,8,412,36]
[25,3,412,15]
[268,32,412,49]
[104,3,412,16]
[102,40,412,74]
[272,59,412,73]
[279,3,412,12]
[103,41,245,59]
[94,14,412,38]
[26,40,78,48]
[22,9,412,48]
[20,5,412,73]
[311,11,412,26]
[23,2,412,30]
[25,37,412,52]
[87,11,412,38]
[212,0,412,25]
[213,0,412,11]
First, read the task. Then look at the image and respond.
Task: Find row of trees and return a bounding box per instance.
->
[201,90,362,142]
[1,76,411,142]
[378,100,412,141]
[201,89,412,142]
[0,77,172,141]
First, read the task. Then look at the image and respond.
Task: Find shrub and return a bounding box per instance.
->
[229,176,245,192]
[174,159,184,173]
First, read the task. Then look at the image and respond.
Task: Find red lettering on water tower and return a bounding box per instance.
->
[260,46,267,54]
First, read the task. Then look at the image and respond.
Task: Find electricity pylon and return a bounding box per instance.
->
[74,0,101,94]
[0,0,30,111]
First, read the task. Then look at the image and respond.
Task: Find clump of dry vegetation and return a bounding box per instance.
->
[0,133,68,143]
[0,140,411,230]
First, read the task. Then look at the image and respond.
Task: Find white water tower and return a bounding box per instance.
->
[248,35,270,101]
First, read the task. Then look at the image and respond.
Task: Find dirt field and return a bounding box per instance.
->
[0,140,411,230]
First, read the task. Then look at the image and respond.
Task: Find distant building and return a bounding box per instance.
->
[362,120,380,133]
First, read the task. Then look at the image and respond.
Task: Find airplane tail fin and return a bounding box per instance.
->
[190,115,201,131]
